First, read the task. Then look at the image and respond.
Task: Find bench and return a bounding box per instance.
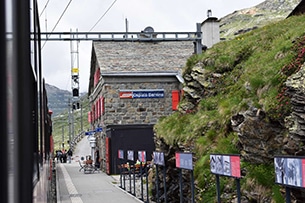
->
[78,160,85,172]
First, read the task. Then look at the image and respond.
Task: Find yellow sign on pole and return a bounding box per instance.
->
[72,67,79,74]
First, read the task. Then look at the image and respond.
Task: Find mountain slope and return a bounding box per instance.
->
[154,12,305,203]
[45,84,71,116]
[219,0,301,40]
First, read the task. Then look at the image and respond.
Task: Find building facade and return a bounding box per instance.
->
[88,39,195,174]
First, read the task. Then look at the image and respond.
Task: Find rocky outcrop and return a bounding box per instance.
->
[285,64,305,156]
[231,108,286,164]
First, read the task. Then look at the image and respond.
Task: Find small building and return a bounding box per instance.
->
[201,11,220,48]
[88,38,195,174]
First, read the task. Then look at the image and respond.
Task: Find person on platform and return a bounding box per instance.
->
[95,149,100,169]
[67,148,73,163]
[86,155,93,165]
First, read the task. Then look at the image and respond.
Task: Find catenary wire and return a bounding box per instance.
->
[89,0,118,32]
[39,0,50,17]
[41,0,73,50]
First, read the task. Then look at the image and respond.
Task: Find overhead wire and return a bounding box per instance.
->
[41,0,73,50]
[89,0,118,32]
[39,0,50,17]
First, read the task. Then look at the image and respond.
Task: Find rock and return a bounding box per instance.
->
[231,108,286,164]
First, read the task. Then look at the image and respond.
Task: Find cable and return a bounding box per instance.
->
[39,0,50,17]
[41,0,73,49]
[89,0,118,32]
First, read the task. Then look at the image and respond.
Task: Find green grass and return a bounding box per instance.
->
[52,95,91,150]
[154,15,305,202]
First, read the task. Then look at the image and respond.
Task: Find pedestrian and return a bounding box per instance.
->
[86,155,93,165]
[61,149,67,163]
[95,149,100,168]
[56,150,62,163]
[67,148,73,163]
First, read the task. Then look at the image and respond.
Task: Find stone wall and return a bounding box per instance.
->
[101,80,180,126]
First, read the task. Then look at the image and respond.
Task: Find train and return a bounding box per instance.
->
[1,0,55,202]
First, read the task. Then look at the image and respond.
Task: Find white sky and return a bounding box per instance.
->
[37,0,265,92]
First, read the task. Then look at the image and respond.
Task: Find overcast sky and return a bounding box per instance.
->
[37,0,265,92]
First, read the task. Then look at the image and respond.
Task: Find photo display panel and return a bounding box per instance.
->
[118,149,124,159]
[274,156,305,188]
[176,152,193,170]
[138,151,146,162]
[153,151,165,166]
[210,154,241,178]
[127,150,134,161]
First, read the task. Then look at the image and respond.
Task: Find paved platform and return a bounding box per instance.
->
[56,136,142,203]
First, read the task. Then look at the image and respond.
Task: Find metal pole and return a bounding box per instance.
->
[163,166,167,203]
[216,175,221,203]
[156,166,159,202]
[285,187,291,203]
[123,162,126,190]
[129,167,132,193]
[72,107,74,141]
[179,169,183,203]
[133,163,136,196]
[191,170,195,203]
[62,126,64,144]
[81,103,83,132]
[119,159,122,188]
[146,165,149,203]
[140,164,144,201]
[68,99,71,148]
[236,179,241,203]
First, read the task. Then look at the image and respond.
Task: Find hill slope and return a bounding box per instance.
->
[45,84,71,116]
[45,84,91,150]
[154,13,305,203]
[219,0,301,40]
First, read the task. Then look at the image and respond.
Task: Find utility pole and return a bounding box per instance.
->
[62,126,64,145]
[68,98,71,146]
[81,103,83,132]
[70,28,80,142]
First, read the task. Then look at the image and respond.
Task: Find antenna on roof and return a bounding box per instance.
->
[125,18,128,33]
[207,9,212,18]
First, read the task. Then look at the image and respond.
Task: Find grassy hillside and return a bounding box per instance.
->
[154,14,305,202]
[51,94,91,150]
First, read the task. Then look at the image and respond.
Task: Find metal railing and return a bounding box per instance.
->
[34,31,201,42]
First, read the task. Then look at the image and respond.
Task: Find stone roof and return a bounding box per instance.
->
[92,41,194,74]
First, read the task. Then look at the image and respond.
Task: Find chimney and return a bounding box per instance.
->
[201,10,220,48]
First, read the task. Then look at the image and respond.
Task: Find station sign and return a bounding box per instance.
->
[119,89,164,99]
[85,130,95,136]
[85,127,102,135]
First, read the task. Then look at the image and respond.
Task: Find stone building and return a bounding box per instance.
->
[87,39,195,174]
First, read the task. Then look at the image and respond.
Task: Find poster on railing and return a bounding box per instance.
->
[274,156,305,188]
[153,151,165,166]
[127,150,134,161]
[138,151,146,162]
[176,152,193,170]
[210,154,241,178]
[118,149,124,159]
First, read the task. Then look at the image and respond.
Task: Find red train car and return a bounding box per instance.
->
[0,0,55,202]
